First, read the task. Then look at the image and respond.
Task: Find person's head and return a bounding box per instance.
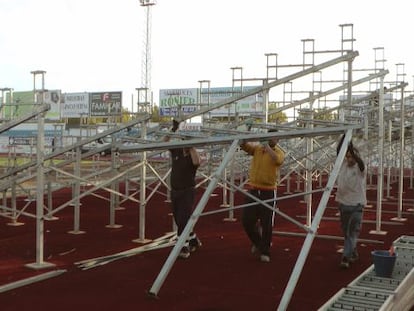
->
[172,119,180,132]
[51,92,59,103]
[345,145,359,167]
[268,129,278,147]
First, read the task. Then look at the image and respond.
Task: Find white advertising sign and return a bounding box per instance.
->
[159,88,198,117]
[159,86,264,117]
[200,86,264,116]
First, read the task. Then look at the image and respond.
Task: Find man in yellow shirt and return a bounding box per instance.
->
[240,129,284,263]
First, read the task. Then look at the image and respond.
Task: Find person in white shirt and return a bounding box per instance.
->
[335,137,367,269]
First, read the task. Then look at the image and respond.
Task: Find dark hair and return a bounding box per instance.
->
[337,134,365,172]
[336,134,345,155]
[348,143,359,156]
[350,146,365,172]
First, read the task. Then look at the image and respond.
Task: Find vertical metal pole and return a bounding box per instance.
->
[26,71,55,269]
[68,139,85,235]
[263,80,269,124]
[45,179,58,221]
[8,181,24,225]
[107,148,122,228]
[221,147,229,209]
[224,147,236,222]
[370,77,386,235]
[305,107,314,227]
[385,120,392,198]
[411,124,414,190]
[134,120,151,243]
[392,87,406,221]
[2,189,7,215]
[36,91,45,263]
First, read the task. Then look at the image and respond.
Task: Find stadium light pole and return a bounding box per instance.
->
[139,0,156,114]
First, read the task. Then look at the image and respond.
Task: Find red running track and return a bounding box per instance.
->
[1,180,414,311]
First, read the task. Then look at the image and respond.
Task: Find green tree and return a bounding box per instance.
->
[151,105,170,123]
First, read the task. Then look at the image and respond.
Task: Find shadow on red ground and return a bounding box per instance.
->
[1,178,414,311]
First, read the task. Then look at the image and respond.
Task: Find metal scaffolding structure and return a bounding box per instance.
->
[0,23,413,310]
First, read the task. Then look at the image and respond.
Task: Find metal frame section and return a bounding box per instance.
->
[0,115,151,191]
[0,115,156,269]
[163,26,406,311]
[0,116,152,221]
[180,51,359,123]
[144,126,357,301]
[118,125,361,153]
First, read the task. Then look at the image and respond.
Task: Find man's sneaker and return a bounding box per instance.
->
[340,257,350,269]
[251,245,259,256]
[260,254,271,263]
[349,251,359,263]
[178,247,190,259]
[189,237,202,253]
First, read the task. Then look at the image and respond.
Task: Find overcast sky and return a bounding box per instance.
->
[0,0,413,110]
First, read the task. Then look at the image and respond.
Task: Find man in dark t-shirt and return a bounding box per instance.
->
[165,120,202,259]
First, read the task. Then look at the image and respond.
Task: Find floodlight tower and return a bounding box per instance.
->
[139,0,156,113]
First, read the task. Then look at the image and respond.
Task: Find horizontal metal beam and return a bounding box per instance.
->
[47,115,151,159]
[0,269,66,293]
[118,124,362,153]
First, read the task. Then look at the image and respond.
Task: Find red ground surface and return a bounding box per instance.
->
[1,178,414,311]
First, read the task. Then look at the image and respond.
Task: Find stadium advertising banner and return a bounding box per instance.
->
[159,87,264,117]
[62,92,89,118]
[200,86,264,117]
[159,88,197,117]
[3,90,62,120]
[3,91,34,119]
[90,92,122,117]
